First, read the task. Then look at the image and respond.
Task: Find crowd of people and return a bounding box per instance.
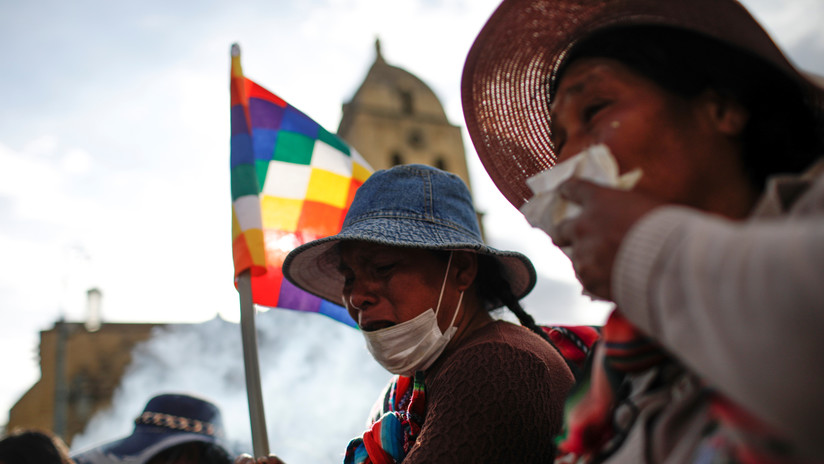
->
[4,0,822,462]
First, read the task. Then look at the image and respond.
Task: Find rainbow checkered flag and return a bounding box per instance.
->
[230,44,371,327]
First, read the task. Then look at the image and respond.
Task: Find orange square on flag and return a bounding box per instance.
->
[297,200,346,237]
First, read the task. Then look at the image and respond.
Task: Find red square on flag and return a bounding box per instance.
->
[297,201,346,238]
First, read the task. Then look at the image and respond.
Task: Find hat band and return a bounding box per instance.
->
[135,411,218,436]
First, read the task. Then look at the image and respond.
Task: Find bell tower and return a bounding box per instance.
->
[337,39,472,192]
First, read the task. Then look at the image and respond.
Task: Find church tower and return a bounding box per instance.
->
[337,39,472,191]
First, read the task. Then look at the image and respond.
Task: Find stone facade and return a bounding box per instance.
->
[337,40,472,191]
[6,321,161,445]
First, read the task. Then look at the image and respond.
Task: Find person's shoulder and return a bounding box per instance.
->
[463,320,556,353]
[428,321,574,406]
[441,320,569,375]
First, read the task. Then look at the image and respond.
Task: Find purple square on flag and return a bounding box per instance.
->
[277,278,321,313]
[249,97,285,131]
[230,105,249,136]
[281,106,320,139]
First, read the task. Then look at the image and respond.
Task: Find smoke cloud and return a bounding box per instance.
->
[70,308,388,463]
[69,270,608,463]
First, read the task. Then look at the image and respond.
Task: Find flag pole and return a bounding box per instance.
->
[238,269,270,456]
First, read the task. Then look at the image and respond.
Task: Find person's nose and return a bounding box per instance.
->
[347,277,378,313]
[557,137,589,163]
[555,123,596,163]
[348,290,372,312]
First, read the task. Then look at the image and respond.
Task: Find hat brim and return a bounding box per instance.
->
[73,430,217,464]
[461,0,824,209]
[282,216,537,308]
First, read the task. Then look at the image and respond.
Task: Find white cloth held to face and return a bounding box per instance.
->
[520,143,643,254]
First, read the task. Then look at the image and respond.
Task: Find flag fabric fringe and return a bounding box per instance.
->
[230,43,371,327]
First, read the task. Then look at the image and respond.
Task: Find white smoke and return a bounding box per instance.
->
[70,309,388,463]
[68,268,608,463]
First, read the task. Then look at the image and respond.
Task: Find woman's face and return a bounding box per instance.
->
[338,242,453,332]
[550,57,745,209]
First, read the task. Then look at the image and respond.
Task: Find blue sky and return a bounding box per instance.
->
[1,0,822,433]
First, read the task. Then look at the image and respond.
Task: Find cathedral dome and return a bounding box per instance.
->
[337,39,471,192]
[339,39,449,135]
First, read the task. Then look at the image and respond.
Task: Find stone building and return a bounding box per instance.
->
[337,40,472,191]
[7,320,161,444]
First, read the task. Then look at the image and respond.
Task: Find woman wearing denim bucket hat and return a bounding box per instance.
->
[276,164,572,463]
[462,0,824,462]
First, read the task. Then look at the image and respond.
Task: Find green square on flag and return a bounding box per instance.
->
[274,132,315,165]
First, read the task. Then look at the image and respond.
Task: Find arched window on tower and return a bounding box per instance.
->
[399,90,414,115]
[434,156,447,171]
[391,152,404,166]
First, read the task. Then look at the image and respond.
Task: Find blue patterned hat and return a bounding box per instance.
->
[72,393,226,464]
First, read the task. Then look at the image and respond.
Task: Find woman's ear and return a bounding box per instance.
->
[699,89,750,136]
[452,251,478,291]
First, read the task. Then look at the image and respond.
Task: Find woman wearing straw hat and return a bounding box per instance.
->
[275,164,574,463]
[463,0,824,462]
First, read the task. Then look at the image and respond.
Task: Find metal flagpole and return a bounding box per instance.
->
[238,269,270,456]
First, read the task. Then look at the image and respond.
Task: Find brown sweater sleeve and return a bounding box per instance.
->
[403,322,573,464]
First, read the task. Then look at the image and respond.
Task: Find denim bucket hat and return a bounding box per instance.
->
[283,164,536,306]
[72,393,226,464]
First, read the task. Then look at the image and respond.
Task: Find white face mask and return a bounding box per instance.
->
[350,251,464,376]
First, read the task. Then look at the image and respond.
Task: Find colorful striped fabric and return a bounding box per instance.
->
[344,373,427,464]
[229,44,372,327]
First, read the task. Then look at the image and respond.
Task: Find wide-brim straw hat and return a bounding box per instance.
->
[283,164,536,306]
[461,0,824,209]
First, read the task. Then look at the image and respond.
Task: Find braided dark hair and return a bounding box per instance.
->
[475,254,551,344]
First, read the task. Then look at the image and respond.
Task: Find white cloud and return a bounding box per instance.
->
[61,148,93,175]
[22,134,59,157]
[0,141,62,198]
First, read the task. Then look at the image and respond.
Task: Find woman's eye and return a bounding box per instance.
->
[340,270,355,288]
[582,101,608,123]
[375,263,395,274]
[372,260,398,277]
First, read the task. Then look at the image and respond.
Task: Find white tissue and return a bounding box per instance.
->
[520,144,642,238]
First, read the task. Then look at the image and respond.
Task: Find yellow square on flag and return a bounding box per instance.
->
[260,196,303,231]
[353,162,372,183]
[305,168,350,208]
